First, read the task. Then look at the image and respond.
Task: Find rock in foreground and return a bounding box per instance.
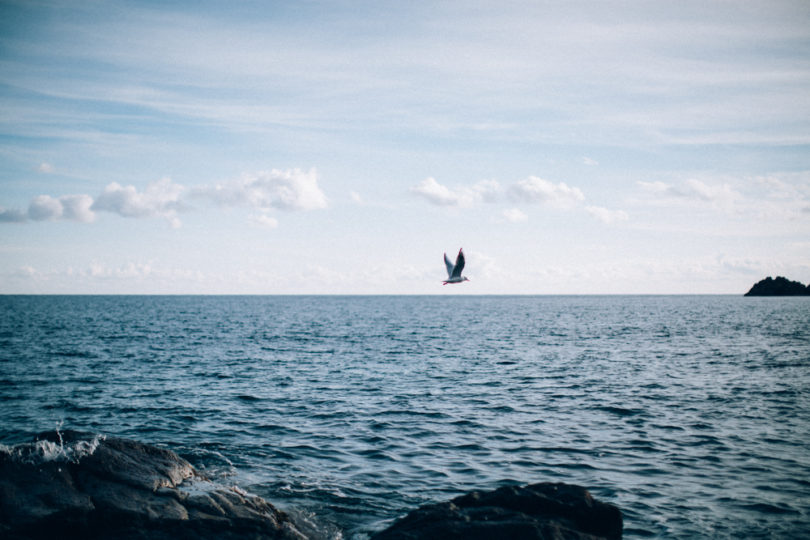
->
[371,482,622,540]
[2,431,623,540]
[0,430,306,540]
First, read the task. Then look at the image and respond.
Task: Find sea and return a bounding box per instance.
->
[1,295,808,538]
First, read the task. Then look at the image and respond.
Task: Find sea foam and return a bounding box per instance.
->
[0,427,105,465]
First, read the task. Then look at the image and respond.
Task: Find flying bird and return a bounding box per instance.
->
[443,248,470,285]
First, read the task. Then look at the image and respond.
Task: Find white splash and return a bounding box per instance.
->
[0,423,106,465]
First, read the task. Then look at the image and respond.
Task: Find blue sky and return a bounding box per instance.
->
[1,0,809,294]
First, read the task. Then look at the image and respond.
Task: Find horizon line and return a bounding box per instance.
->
[0,292,755,297]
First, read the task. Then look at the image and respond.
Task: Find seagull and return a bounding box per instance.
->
[443,248,470,285]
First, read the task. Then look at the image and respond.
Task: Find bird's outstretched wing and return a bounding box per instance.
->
[451,248,465,278]
[444,253,455,278]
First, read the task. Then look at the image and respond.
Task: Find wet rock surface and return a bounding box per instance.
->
[0,430,306,539]
[371,482,622,540]
[2,431,622,539]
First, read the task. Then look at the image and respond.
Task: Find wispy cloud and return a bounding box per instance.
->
[3,1,809,154]
[502,208,528,223]
[585,205,629,225]
[250,213,279,229]
[87,261,153,279]
[636,177,752,217]
[638,178,741,206]
[629,172,810,235]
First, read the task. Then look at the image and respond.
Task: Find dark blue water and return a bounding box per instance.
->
[1,295,809,538]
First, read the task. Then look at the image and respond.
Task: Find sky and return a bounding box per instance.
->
[1,0,809,294]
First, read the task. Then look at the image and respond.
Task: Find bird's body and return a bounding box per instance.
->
[443,248,470,285]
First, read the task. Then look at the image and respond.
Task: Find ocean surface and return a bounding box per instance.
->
[1,295,809,538]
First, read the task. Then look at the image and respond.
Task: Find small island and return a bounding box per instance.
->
[744,276,810,296]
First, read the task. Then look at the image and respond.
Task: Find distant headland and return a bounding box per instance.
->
[745,276,810,296]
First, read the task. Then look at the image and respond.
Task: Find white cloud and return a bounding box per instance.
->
[0,208,28,223]
[585,205,629,224]
[92,177,185,222]
[59,194,96,222]
[350,191,364,204]
[7,193,97,223]
[410,177,504,208]
[502,207,528,223]
[412,175,594,216]
[1,169,328,227]
[200,168,327,211]
[28,195,63,221]
[251,213,279,229]
[2,184,175,225]
[411,177,470,207]
[510,176,585,207]
[38,162,55,173]
[410,175,630,227]
[473,179,502,203]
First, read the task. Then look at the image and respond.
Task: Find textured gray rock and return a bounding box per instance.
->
[371,482,622,540]
[0,430,306,540]
[1,431,623,539]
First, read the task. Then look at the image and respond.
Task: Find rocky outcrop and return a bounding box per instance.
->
[371,483,622,540]
[0,430,306,540]
[745,276,810,296]
[2,431,623,539]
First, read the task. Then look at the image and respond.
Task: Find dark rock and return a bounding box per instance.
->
[371,482,622,540]
[2,431,625,539]
[0,430,306,540]
[745,276,810,296]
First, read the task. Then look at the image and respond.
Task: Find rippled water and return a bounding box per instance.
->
[1,295,809,538]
